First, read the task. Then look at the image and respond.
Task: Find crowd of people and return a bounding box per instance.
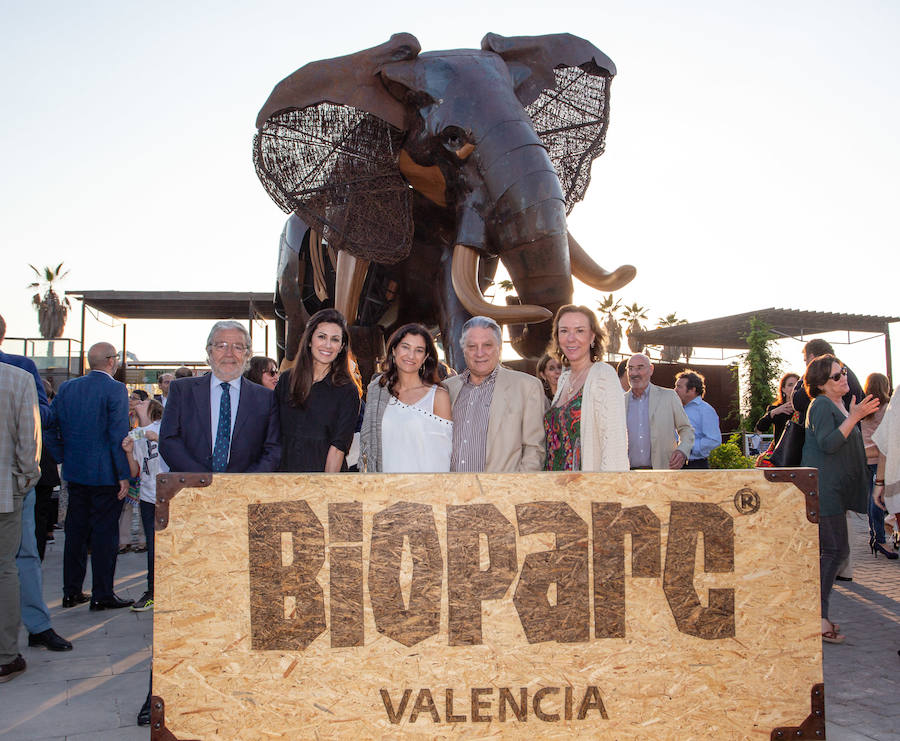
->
[2,308,899,697]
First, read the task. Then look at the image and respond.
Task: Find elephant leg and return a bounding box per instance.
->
[348,325,385,387]
[277,216,312,366]
[334,251,369,326]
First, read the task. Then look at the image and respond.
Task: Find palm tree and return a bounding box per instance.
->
[656,312,688,362]
[28,262,71,339]
[597,294,622,358]
[621,302,648,353]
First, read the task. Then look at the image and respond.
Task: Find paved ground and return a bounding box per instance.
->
[0,513,897,739]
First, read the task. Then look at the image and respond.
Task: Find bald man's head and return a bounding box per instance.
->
[87,342,118,371]
[627,353,654,395]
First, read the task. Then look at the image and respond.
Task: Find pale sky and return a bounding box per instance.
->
[2,0,898,383]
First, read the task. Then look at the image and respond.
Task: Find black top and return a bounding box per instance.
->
[275,369,360,472]
[755,403,792,442]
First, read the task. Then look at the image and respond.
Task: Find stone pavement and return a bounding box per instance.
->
[0,513,897,740]
[0,536,151,741]
[822,513,900,741]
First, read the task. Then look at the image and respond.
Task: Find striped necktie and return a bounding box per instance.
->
[212,381,231,472]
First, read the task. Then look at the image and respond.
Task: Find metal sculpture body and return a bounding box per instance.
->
[254,33,636,374]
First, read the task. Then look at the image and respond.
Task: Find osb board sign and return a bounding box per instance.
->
[152,471,822,740]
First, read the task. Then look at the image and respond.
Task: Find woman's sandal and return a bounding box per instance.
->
[822,630,845,644]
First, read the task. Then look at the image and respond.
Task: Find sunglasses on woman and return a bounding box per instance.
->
[829,367,847,382]
[264,368,279,377]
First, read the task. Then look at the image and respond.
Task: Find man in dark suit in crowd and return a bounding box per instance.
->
[45,342,133,610]
[160,321,280,473]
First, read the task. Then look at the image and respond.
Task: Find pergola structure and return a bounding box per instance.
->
[633,308,899,384]
[66,290,275,375]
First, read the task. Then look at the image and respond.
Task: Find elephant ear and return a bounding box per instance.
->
[253,34,421,265]
[482,33,616,214]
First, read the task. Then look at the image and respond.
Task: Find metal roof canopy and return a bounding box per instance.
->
[634,307,899,384]
[634,308,897,349]
[66,290,276,376]
[66,290,276,320]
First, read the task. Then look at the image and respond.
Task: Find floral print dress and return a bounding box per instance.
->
[544,391,583,471]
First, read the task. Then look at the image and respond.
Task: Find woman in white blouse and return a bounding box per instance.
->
[360,324,452,472]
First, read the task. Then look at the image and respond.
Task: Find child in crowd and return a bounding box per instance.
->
[121,398,165,611]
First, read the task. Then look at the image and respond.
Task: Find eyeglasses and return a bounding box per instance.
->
[829,367,848,382]
[264,369,279,377]
[209,342,248,354]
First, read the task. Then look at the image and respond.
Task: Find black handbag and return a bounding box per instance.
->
[768,411,804,467]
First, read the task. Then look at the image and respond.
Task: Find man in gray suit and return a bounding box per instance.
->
[625,353,694,470]
[444,316,545,472]
[0,362,41,683]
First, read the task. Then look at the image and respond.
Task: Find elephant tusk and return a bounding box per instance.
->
[568,232,637,291]
[334,251,369,325]
[451,245,552,324]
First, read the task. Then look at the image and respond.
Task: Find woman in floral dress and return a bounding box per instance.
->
[544,305,628,472]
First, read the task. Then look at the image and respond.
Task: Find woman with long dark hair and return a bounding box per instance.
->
[360,323,452,472]
[755,372,800,442]
[275,309,361,472]
[861,373,895,559]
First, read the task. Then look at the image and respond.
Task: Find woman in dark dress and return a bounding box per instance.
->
[755,371,800,442]
[800,354,879,644]
[275,309,361,472]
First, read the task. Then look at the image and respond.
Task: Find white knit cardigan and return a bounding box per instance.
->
[552,362,629,472]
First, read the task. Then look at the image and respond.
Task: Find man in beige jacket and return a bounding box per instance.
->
[0,362,41,683]
[624,354,694,470]
[445,317,545,472]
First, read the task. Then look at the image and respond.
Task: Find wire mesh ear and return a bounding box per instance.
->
[526,64,612,215]
[253,103,413,264]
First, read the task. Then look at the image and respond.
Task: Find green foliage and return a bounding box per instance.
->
[739,317,781,431]
[27,262,72,339]
[621,302,648,324]
[656,312,687,328]
[709,433,755,469]
[597,293,622,318]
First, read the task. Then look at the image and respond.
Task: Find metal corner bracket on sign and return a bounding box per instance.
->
[154,473,213,531]
[764,469,819,523]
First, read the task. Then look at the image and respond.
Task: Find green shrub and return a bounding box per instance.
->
[709,433,755,469]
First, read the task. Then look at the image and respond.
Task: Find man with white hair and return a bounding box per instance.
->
[444,316,545,472]
[159,321,280,473]
[624,353,694,470]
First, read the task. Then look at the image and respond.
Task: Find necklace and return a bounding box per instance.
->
[561,364,590,402]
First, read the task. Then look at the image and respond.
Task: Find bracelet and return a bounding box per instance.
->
[874,479,885,486]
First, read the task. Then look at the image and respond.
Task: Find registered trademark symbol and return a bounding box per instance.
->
[734,488,760,515]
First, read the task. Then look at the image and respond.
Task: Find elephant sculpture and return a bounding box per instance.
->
[254,32,636,375]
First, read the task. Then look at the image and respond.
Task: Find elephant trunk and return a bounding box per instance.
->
[480,125,573,358]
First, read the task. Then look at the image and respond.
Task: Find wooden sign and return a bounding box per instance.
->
[150,469,824,740]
